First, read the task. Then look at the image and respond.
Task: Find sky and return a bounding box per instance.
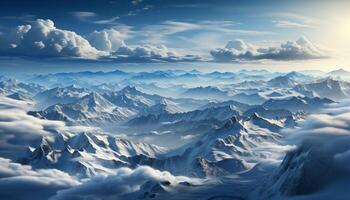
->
[0,0,349,74]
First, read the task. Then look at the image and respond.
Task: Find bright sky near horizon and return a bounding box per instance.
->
[0,0,349,73]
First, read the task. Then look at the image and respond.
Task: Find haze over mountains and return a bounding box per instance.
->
[0,68,350,200]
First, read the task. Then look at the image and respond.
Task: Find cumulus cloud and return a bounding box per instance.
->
[0,19,201,62]
[210,36,328,62]
[0,19,107,59]
[0,157,79,200]
[50,166,198,200]
[88,28,126,51]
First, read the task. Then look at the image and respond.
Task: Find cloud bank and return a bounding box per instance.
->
[0,96,98,160]
[0,96,197,200]
[0,157,79,200]
[50,166,196,200]
[263,100,350,198]
[210,36,328,62]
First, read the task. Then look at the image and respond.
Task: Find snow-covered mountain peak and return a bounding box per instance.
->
[121,85,143,95]
[248,112,283,132]
[22,132,168,177]
[249,112,261,120]
[215,116,245,133]
[294,78,350,100]
[144,98,184,115]
[7,92,31,101]
[268,75,298,88]
[76,92,115,112]
[1,78,19,86]
[327,68,350,77]
[0,79,44,96]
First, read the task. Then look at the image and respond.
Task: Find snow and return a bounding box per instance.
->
[0,69,349,200]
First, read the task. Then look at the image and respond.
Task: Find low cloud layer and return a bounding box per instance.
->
[0,96,99,160]
[265,101,350,198]
[0,96,198,199]
[210,36,328,62]
[0,19,201,62]
[0,158,195,200]
[50,166,196,200]
[285,100,350,143]
[0,157,79,200]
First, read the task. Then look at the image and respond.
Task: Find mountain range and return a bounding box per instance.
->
[1,68,349,200]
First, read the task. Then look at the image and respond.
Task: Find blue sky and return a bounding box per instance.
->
[0,0,349,73]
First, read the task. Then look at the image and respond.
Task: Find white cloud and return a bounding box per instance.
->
[0,19,201,62]
[71,11,96,21]
[263,100,350,198]
[0,19,108,59]
[88,28,126,51]
[111,44,201,62]
[210,36,328,62]
[139,20,274,44]
[0,157,79,200]
[50,166,198,200]
[270,12,318,29]
[273,20,313,28]
[0,96,100,160]
[0,96,199,199]
[71,11,120,25]
[94,16,120,25]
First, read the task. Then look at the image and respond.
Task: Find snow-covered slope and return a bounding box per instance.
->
[232,92,267,105]
[233,80,267,89]
[34,85,91,109]
[199,100,251,112]
[0,79,44,96]
[294,77,350,100]
[262,96,333,113]
[267,75,298,88]
[30,92,136,126]
[243,106,298,128]
[285,71,312,82]
[127,105,240,128]
[135,115,282,177]
[103,85,163,112]
[21,132,167,177]
[6,92,32,101]
[29,70,131,87]
[326,68,350,78]
[262,141,350,199]
[142,99,184,115]
[181,86,230,100]
[90,83,120,93]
